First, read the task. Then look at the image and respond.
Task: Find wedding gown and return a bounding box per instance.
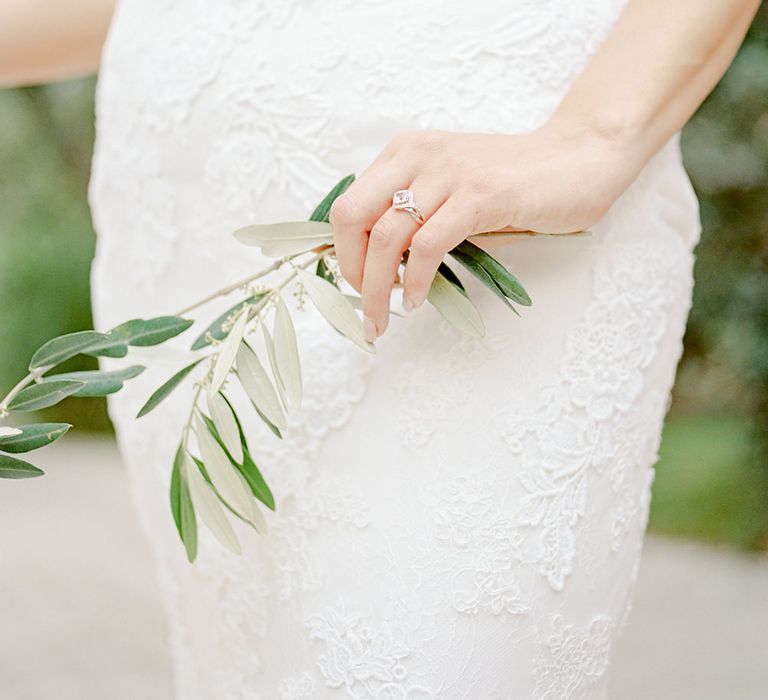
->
[88,1,701,697]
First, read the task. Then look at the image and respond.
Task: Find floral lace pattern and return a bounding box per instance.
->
[503,233,691,591]
[305,600,439,700]
[89,0,701,697]
[533,614,614,699]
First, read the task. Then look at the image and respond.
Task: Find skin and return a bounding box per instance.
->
[330,0,762,342]
[0,0,115,86]
[0,0,761,343]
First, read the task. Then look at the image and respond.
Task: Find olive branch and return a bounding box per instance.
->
[0,173,542,561]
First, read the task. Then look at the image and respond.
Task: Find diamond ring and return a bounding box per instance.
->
[392,189,425,225]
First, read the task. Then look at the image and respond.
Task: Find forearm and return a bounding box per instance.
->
[549,0,761,170]
[0,0,115,87]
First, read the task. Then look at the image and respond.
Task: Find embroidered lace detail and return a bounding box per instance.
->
[395,327,503,448]
[279,673,318,700]
[305,600,438,700]
[503,233,691,591]
[534,614,614,699]
[266,473,371,600]
[429,475,529,616]
[88,0,701,696]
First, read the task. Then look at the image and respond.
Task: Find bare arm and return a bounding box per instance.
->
[0,0,116,87]
[330,0,762,338]
[549,0,763,180]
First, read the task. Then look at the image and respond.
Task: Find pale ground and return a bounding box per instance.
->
[0,437,766,700]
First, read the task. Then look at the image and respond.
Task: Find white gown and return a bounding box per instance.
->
[88,1,701,697]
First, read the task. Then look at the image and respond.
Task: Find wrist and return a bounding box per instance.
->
[543,105,650,162]
[536,106,653,187]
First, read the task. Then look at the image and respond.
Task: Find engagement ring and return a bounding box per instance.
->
[392,189,425,225]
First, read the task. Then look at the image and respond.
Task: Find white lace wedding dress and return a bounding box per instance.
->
[88,1,701,697]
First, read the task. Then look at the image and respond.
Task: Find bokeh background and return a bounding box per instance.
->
[0,7,767,699]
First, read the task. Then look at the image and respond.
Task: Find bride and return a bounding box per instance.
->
[2,1,760,697]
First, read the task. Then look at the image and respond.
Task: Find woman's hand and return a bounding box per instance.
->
[329,123,637,343]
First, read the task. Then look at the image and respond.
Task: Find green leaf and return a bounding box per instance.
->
[447,248,519,315]
[0,453,45,479]
[449,239,532,306]
[295,267,375,353]
[315,255,338,287]
[211,306,250,393]
[0,423,71,453]
[235,342,287,431]
[237,446,275,512]
[427,271,485,338]
[220,395,275,511]
[184,449,241,555]
[136,359,203,418]
[437,261,466,293]
[194,412,253,519]
[7,380,86,412]
[43,365,145,397]
[89,345,129,359]
[230,470,268,534]
[191,451,266,536]
[170,445,182,531]
[103,316,194,347]
[190,295,266,351]
[170,444,197,562]
[233,221,334,257]
[29,330,112,369]
[310,173,355,222]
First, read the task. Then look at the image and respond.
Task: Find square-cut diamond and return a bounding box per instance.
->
[392,190,413,208]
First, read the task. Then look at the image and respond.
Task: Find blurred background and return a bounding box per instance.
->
[1,7,767,700]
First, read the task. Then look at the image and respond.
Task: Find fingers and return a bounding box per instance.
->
[328,160,416,293]
[361,180,448,340]
[402,196,478,309]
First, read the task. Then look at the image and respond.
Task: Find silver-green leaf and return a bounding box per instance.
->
[272,295,302,409]
[42,365,145,397]
[233,221,334,255]
[0,454,45,479]
[235,342,287,431]
[0,423,71,453]
[170,445,197,562]
[190,295,267,351]
[7,380,86,412]
[184,450,241,555]
[29,331,111,370]
[427,271,485,338]
[103,316,194,347]
[295,267,374,353]
[261,324,289,410]
[136,359,202,418]
[206,388,243,464]
[193,412,253,519]
[211,306,249,393]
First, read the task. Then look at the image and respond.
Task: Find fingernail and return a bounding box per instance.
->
[402,296,414,312]
[364,315,377,343]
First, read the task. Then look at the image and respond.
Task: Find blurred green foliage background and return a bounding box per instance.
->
[1,8,766,549]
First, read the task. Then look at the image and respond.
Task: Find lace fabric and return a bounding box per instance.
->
[88,0,701,697]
